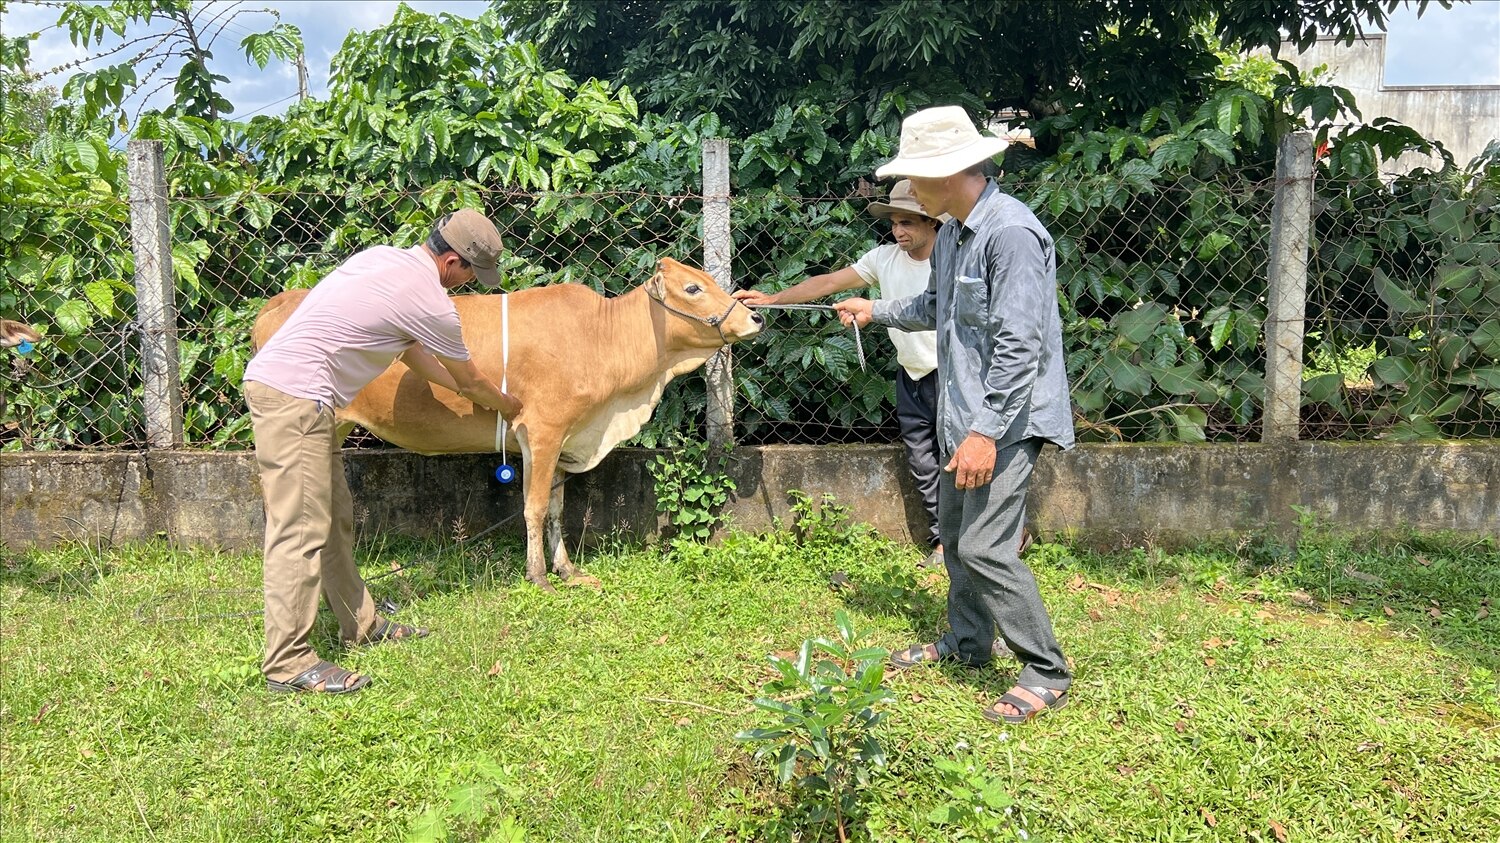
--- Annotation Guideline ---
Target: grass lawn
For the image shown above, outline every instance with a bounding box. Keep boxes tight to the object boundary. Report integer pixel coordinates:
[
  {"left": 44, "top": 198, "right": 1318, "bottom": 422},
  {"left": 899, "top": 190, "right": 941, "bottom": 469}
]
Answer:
[{"left": 2, "top": 510, "right": 1497, "bottom": 842}]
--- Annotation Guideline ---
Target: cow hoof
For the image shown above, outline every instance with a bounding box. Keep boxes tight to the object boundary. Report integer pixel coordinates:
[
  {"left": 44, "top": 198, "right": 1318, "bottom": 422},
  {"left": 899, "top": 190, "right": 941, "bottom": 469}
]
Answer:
[
  {"left": 562, "top": 573, "right": 602, "bottom": 590},
  {"left": 527, "top": 576, "right": 557, "bottom": 593}
]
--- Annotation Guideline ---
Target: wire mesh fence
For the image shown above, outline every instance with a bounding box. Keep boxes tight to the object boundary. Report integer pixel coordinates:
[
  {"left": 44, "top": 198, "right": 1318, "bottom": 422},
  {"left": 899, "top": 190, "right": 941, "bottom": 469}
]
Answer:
[
  {"left": 1306, "top": 173, "right": 1500, "bottom": 440},
  {"left": 2, "top": 194, "right": 143, "bottom": 450},
  {"left": 3, "top": 140, "right": 1498, "bottom": 453}
]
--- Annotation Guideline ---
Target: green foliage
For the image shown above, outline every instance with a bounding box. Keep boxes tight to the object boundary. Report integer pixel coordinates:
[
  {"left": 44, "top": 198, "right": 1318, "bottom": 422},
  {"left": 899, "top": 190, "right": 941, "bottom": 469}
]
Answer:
[
  {"left": 1306, "top": 139, "right": 1500, "bottom": 438},
  {"left": 50, "top": 0, "right": 302, "bottom": 125},
  {"left": 1024, "top": 85, "right": 1279, "bottom": 440},
  {"left": 501, "top": 0, "right": 1412, "bottom": 138},
  {"left": 736, "top": 609, "right": 894, "bottom": 841},
  {"left": 927, "top": 755, "right": 1025, "bottom": 841},
  {"left": 406, "top": 760, "right": 528, "bottom": 843},
  {"left": 647, "top": 434, "right": 737, "bottom": 542},
  {"left": 786, "top": 490, "right": 865, "bottom": 548},
  {"left": 247, "top": 11, "right": 640, "bottom": 191}
]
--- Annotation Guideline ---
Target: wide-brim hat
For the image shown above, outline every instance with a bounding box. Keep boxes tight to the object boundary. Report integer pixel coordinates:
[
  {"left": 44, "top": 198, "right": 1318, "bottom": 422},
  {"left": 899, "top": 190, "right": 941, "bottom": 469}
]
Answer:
[
  {"left": 866, "top": 179, "right": 951, "bottom": 223},
  {"left": 874, "top": 105, "right": 1009, "bottom": 180},
  {"left": 439, "top": 209, "right": 504, "bottom": 286}
]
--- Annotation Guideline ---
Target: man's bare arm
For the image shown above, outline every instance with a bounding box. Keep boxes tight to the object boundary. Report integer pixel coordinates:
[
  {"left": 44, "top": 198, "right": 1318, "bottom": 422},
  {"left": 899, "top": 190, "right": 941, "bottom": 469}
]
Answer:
[
  {"left": 733, "top": 266, "right": 866, "bottom": 306},
  {"left": 401, "top": 347, "right": 461, "bottom": 393},
  {"left": 402, "top": 347, "right": 521, "bottom": 419}
]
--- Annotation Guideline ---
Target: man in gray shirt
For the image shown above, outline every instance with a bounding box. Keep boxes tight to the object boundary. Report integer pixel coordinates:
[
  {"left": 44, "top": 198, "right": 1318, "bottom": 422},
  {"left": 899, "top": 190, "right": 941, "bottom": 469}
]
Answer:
[{"left": 835, "top": 106, "right": 1073, "bottom": 724}]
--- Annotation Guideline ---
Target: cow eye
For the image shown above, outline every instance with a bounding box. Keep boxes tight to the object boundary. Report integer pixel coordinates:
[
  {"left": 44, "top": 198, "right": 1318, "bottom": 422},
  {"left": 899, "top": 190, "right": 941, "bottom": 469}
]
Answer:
[{"left": 684, "top": 284, "right": 702, "bottom": 294}]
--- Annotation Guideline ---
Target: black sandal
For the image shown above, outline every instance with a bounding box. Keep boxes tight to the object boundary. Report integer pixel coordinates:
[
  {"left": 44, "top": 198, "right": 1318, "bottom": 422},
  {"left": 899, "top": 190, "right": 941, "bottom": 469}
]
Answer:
[
  {"left": 358, "top": 618, "right": 429, "bottom": 647},
  {"left": 267, "top": 660, "right": 370, "bottom": 695},
  {"left": 982, "top": 685, "right": 1068, "bottom": 724}
]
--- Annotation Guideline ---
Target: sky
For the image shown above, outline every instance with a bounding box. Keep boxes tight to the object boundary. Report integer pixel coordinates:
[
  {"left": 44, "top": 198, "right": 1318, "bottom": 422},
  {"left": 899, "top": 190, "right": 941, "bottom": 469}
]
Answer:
[{"left": 3, "top": 0, "right": 1498, "bottom": 123}]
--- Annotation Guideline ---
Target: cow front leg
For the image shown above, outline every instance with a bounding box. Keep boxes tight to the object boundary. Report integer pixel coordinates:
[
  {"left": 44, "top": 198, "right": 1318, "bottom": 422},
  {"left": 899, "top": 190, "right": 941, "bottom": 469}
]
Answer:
[
  {"left": 520, "top": 439, "right": 561, "bottom": 592},
  {"left": 544, "top": 474, "right": 600, "bottom": 588}
]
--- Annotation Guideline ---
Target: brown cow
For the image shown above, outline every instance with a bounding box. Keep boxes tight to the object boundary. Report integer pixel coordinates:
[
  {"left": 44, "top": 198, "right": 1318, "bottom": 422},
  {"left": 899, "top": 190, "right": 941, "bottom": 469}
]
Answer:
[{"left": 251, "top": 257, "right": 763, "bottom": 590}]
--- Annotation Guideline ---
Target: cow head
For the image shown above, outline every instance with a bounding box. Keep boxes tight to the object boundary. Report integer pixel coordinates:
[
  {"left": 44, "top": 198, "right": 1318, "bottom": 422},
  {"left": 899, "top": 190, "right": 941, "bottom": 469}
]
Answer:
[{"left": 645, "top": 257, "right": 764, "bottom": 347}]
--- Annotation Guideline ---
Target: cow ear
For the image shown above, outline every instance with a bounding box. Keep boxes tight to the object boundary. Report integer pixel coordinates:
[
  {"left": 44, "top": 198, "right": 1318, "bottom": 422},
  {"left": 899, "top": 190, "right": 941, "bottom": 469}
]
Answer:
[{"left": 646, "top": 271, "right": 665, "bottom": 299}]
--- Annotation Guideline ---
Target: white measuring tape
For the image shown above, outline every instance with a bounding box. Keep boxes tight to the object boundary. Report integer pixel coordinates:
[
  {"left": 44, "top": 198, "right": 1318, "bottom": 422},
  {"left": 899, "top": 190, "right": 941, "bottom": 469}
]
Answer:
[{"left": 494, "top": 293, "right": 511, "bottom": 467}]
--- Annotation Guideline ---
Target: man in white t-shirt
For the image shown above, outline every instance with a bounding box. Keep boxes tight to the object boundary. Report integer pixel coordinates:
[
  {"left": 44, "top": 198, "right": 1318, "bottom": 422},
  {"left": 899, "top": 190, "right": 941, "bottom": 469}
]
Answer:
[
  {"left": 734, "top": 180, "right": 948, "bottom": 566},
  {"left": 242, "top": 209, "right": 520, "bottom": 695}
]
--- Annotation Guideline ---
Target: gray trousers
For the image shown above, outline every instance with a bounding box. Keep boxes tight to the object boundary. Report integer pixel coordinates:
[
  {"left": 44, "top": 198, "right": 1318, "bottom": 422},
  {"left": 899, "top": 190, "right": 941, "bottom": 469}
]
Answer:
[
  {"left": 937, "top": 437, "right": 1071, "bottom": 691},
  {"left": 896, "top": 370, "right": 941, "bottom": 548}
]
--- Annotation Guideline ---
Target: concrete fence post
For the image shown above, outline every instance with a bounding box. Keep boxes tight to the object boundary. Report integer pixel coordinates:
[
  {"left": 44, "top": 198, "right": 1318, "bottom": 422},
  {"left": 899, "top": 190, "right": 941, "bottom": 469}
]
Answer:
[
  {"left": 1262, "top": 131, "right": 1314, "bottom": 444},
  {"left": 128, "top": 140, "right": 183, "bottom": 449},
  {"left": 702, "top": 138, "right": 735, "bottom": 449}
]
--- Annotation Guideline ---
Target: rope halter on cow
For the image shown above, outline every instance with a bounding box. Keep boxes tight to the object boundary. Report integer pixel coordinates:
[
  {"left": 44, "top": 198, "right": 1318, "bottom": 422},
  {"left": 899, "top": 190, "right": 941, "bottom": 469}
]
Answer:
[{"left": 642, "top": 271, "right": 746, "bottom": 347}]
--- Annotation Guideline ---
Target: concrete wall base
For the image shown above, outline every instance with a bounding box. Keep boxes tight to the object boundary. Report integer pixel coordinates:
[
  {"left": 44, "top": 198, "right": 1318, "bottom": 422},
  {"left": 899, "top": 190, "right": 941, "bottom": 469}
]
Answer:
[{"left": 2, "top": 443, "right": 1496, "bottom": 551}]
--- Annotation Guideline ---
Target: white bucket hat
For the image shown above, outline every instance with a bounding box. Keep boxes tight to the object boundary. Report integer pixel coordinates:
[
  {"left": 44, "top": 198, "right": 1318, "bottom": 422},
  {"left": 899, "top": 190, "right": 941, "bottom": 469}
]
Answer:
[
  {"left": 875, "top": 106, "right": 1009, "bottom": 179},
  {"left": 866, "top": 179, "right": 952, "bottom": 223}
]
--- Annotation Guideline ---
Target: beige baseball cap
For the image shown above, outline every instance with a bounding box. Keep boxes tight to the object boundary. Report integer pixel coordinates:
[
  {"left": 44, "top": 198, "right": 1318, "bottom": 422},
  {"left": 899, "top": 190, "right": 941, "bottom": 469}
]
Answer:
[
  {"left": 874, "top": 106, "right": 1009, "bottom": 180},
  {"left": 865, "top": 179, "right": 952, "bottom": 224},
  {"left": 438, "top": 209, "right": 504, "bottom": 286}
]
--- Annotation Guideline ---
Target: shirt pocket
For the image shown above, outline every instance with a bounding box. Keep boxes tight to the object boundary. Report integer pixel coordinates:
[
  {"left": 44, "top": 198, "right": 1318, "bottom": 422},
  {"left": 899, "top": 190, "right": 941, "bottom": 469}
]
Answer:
[{"left": 953, "top": 275, "right": 990, "bottom": 328}]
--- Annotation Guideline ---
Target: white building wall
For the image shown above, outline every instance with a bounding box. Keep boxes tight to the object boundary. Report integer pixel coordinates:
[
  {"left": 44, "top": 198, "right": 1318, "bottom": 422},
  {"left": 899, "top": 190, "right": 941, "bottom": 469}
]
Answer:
[{"left": 1284, "top": 35, "right": 1499, "bottom": 172}]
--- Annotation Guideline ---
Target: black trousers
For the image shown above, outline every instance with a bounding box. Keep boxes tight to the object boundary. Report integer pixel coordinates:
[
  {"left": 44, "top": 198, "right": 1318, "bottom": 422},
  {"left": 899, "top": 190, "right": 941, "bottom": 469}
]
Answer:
[{"left": 896, "top": 369, "right": 941, "bottom": 548}]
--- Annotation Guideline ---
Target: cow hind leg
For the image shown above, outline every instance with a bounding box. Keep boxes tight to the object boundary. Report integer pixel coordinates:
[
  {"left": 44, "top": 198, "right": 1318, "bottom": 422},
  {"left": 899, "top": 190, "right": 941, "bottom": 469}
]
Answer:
[{"left": 544, "top": 475, "right": 600, "bottom": 588}]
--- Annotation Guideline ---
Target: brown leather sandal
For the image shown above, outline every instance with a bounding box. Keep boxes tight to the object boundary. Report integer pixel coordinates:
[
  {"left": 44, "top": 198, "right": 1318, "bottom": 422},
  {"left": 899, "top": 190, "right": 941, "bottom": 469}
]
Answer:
[
  {"left": 982, "top": 685, "right": 1068, "bottom": 724},
  {"left": 267, "top": 660, "right": 370, "bottom": 695}
]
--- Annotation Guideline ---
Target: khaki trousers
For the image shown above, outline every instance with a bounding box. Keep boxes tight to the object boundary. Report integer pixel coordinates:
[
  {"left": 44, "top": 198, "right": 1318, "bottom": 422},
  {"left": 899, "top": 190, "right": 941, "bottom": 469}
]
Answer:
[{"left": 245, "top": 381, "right": 377, "bottom": 680}]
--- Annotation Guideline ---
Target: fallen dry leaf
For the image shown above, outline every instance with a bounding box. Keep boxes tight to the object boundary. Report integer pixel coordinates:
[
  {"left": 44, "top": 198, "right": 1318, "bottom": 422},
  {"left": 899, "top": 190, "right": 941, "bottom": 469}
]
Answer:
[
  {"left": 1203, "top": 657, "right": 1217, "bottom": 667},
  {"left": 486, "top": 661, "right": 503, "bottom": 678},
  {"left": 675, "top": 717, "right": 692, "bottom": 727},
  {"left": 1173, "top": 719, "right": 1188, "bottom": 733},
  {"left": 1200, "top": 807, "right": 1217, "bottom": 828},
  {"left": 1289, "top": 590, "right": 1316, "bottom": 607},
  {"left": 1269, "top": 819, "right": 1289, "bottom": 842},
  {"left": 654, "top": 634, "right": 669, "bottom": 645},
  {"left": 1068, "top": 573, "right": 1086, "bottom": 591},
  {"left": 79, "top": 747, "right": 95, "bottom": 759},
  {"left": 1428, "top": 607, "right": 1442, "bottom": 619},
  {"left": 31, "top": 701, "right": 55, "bottom": 726},
  {"left": 1255, "top": 609, "right": 1276, "bottom": 621},
  {"left": 1416, "top": 555, "right": 1432, "bottom": 567},
  {"left": 910, "top": 692, "right": 925, "bottom": 704},
  {"left": 1477, "top": 606, "right": 1489, "bottom": 621},
  {"left": 1117, "top": 764, "right": 1135, "bottom": 776},
  {"left": 1383, "top": 605, "right": 1396, "bottom": 618},
  {"left": 1087, "top": 608, "right": 1104, "bottom": 621}
]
